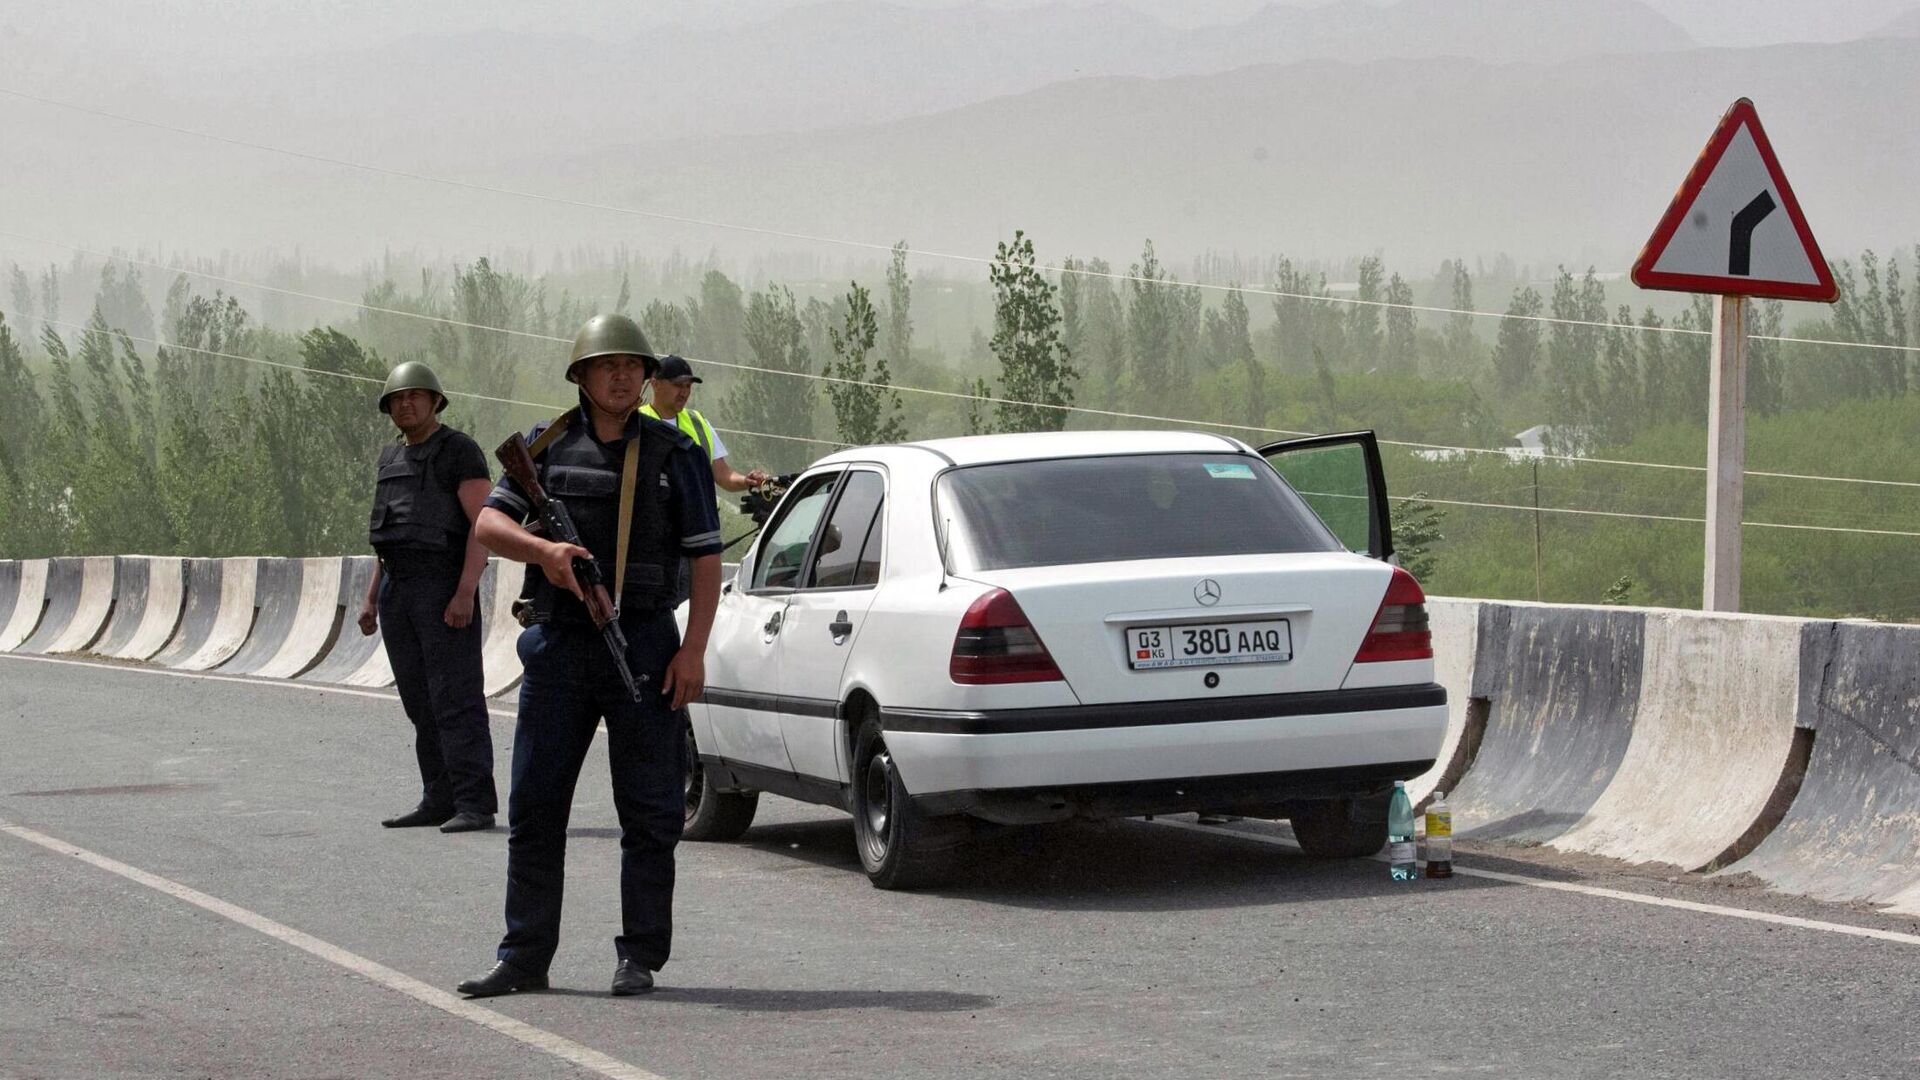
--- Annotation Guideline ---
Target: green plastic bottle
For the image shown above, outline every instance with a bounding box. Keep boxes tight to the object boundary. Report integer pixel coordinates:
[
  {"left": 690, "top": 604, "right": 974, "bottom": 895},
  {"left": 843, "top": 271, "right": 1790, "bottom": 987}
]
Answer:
[{"left": 1388, "top": 781, "right": 1419, "bottom": 881}]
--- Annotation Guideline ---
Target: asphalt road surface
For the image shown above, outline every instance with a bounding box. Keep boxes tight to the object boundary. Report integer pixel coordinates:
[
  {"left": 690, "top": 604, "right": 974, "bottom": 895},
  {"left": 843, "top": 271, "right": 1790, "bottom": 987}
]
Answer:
[{"left": 4, "top": 654, "right": 1918, "bottom": 1080}]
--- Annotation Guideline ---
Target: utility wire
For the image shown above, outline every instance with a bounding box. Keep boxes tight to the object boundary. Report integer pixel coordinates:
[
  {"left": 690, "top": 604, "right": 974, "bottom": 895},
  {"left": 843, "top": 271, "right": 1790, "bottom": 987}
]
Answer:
[
  {"left": 10, "top": 233, "right": 1920, "bottom": 492},
  {"left": 0, "top": 309, "right": 845, "bottom": 448},
  {"left": 9, "top": 86, "right": 1920, "bottom": 357},
  {"left": 13, "top": 307, "right": 1914, "bottom": 537}
]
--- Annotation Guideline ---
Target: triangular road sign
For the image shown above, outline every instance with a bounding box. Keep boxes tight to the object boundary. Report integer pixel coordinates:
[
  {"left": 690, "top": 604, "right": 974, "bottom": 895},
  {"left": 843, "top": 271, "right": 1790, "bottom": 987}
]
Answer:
[{"left": 1631, "top": 98, "right": 1838, "bottom": 303}]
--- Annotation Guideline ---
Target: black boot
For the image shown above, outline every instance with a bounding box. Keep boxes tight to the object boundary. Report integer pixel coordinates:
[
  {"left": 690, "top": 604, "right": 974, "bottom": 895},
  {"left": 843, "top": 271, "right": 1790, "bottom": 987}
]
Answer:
[
  {"left": 381, "top": 805, "right": 454, "bottom": 828},
  {"left": 611, "top": 959, "right": 654, "bottom": 996},
  {"left": 439, "top": 811, "right": 496, "bottom": 833},
  {"left": 456, "top": 961, "right": 548, "bottom": 998}
]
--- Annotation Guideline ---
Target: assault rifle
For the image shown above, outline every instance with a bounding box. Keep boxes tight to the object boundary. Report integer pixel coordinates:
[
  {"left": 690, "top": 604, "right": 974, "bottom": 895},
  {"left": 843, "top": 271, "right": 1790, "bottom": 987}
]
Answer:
[{"left": 496, "top": 432, "right": 646, "bottom": 702}]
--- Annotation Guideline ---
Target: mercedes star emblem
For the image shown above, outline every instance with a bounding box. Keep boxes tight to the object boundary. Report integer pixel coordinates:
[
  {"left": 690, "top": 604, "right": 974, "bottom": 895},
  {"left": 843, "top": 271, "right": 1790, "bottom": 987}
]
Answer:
[{"left": 1195, "top": 579, "right": 1222, "bottom": 606}]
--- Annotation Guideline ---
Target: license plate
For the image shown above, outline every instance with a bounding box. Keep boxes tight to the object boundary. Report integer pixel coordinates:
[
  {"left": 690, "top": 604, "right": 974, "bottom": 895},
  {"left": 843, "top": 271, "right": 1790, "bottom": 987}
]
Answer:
[{"left": 1127, "top": 620, "right": 1293, "bottom": 670}]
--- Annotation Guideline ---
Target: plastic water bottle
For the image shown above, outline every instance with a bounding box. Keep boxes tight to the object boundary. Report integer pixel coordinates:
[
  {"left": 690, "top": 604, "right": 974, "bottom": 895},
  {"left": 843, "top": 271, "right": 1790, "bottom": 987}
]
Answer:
[
  {"left": 1388, "top": 780, "right": 1419, "bottom": 881},
  {"left": 1424, "top": 791, "right": 1453, "bottom": 879}
]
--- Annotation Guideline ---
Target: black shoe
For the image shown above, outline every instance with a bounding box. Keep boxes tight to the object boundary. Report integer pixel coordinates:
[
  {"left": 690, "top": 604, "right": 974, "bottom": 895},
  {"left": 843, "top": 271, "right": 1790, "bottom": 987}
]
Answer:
[
  {"left": 439, "top": 811, "right": 496, "bottom": 833},
  {"left": 456, "top": 961, "right": 547, "bottom": 998},
  {"left": 611, "top": 959, "right": 654, "bottom": 996},
  {"left": 382, "top": 805, "right": 455, "bottom": 828}
]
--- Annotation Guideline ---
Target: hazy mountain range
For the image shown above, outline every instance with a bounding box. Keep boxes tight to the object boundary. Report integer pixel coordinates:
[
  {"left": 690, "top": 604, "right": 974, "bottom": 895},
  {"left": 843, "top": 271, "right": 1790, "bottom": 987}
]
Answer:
[{"left": 4, "top": 0, "right": 1918, "bottom": 272}]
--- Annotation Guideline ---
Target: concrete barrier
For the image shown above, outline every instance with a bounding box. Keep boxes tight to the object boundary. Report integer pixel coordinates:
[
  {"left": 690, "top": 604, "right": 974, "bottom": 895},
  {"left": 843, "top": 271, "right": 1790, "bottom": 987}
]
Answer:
[
  {"left": 153, "top": 558, "right": 242, "bottom": 669},
  {"left": 1407, "top": 598, "right": 1481, "bottom": 806},
  {"left": 1720, "top": 620, "right": 1920, "bottom": 913},
  {"left": 480, "top": 558, "right": 524, "bottom": 698},
  {"left": 0, "top": 559, "right": 50, "bottom": 651},
  {"left": 246, "top": 557, "right": 347, "bottom": 679},
  {"left": 19, "top": 556, "right": 117, "bottom": 655},
  {"left": 299, "top": 556, "right": 388, "bottom": 686},
  {"left": 167, "top": 557, "right": 259, "bottom": 671},
  {"left": 1449, "top": 603, "right": 1646, "bottom": 844},
  {"left": 219, "top": 557, "right": 345, "bottom": 678},
  {"left": 93, "top": 556, "right": 187, "bottom": 661},
  {"left": 1550, "top": 611, "right": 1810, "bottom": 870}
]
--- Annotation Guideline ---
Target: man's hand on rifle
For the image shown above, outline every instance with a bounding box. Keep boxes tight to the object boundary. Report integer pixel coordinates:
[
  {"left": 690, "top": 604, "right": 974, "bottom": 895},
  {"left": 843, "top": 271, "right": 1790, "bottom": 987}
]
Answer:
[{"left": 538, "top": 541, "right": 593, "bottom": 603}]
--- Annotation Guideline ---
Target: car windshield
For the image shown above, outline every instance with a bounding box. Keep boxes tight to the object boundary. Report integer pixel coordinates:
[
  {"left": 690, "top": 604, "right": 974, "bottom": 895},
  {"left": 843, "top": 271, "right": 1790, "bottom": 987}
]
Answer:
[{"left": 937, "top": 452, "right": 1342, "bottom": 572}]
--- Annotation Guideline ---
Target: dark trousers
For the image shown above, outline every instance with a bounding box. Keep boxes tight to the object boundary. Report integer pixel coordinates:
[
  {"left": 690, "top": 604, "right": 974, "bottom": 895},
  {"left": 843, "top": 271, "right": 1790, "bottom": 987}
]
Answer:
[
  {"left": 378, "top": 560, "right": 497, "bottom": 816},
  {"left": 497, "top": 612, "right": 686, "bottom": 974}
]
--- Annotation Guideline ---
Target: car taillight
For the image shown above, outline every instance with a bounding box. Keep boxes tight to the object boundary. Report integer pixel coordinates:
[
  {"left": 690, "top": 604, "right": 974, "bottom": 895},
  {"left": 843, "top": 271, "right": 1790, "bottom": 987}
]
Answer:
[
  {"left": 1354, "top": 566, "right": 1432, "bottom": 663},
  {"left": 950, "top": 588, "right": 1064, "bottom": 684}
]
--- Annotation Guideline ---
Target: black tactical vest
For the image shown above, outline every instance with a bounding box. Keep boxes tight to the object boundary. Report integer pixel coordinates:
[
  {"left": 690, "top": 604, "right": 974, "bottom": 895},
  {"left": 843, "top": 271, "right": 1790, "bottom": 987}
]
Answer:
[
  {"left": 524, "top": 413, "right": 685, "bottom": 621},
  {"left": 368, "top": 427, "right": 470, "bottom": 553}
]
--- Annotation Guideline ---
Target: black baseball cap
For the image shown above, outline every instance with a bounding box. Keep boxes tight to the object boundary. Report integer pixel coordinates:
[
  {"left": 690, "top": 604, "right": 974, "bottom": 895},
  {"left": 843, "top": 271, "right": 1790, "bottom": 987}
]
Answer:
[{"left": 656, "top": 355, "right": 702, "bottom": 383}]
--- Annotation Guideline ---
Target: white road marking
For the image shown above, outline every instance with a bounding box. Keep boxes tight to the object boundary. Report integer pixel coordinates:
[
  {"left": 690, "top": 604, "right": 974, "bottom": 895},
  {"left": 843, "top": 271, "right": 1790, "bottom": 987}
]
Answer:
[
  {"left": 1154, "top": 818, "right": 1920, "bottom": 947},
  {"left": 0, "top": 819, "right": 668, "bottom": 1080},
  {"left": 0, "top": 652, "right": 519, "bottom": 720}
]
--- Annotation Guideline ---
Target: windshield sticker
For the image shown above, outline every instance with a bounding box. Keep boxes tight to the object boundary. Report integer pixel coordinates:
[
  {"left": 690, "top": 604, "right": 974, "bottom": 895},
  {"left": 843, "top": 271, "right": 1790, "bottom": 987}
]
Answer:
[{"left": 1203, "top": 462, "right": 1258, "bottom": 480}]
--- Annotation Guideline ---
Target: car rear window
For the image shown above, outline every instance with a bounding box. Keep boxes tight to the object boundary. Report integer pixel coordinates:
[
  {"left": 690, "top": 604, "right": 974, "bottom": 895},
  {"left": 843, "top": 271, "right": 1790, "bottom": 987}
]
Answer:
[{"left": 937, "top": 453, "right": 1342, "bottom": 571}]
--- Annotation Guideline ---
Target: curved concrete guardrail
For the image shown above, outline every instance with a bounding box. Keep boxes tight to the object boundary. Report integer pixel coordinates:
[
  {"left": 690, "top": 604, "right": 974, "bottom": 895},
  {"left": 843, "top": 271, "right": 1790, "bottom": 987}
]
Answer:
[
  {"left": 11, "top": 552, "right": 1920, "bottom": 917},
  {"left": 1550, "top": 612, "right": 1810, "bottom": 871},
  {"left": 1448, "top": 603, "right": 1646, "bottom": 844},
  {"left": 248, "top": 557, "right": 347, "bottom": 679},
  {"left": 170, "top": 557, "right": 260, "bottom": 671},
  {"left": 19, "top": 556, "right": 118, "bottom": 654},
  {"left": 93, "top": 556, "right": 187, "bottom": 661},
  {"left": 1407, "top": 598, "right": 1479, "bottom": 806},
  {"left": 299, "top": 556, "right": 393, "bottom": 687},
  {"left": 1721, "top": 620, "right": 1920, "bottom": 914},
  {"left": 0, "top": 559, "right": 50, "bottom": 651},
  {"left": 221, "top": 557, "right": 345, "bottom": 678},
  {"left": 154, "top": 558, "right": 246, "bottom": 669},
  {"left": 480, "top": 558, "right": 525, "bottom": 698}
]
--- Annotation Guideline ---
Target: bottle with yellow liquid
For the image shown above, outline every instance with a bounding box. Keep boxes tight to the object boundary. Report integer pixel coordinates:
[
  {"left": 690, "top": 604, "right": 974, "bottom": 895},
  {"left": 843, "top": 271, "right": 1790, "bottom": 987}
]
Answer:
[{"left": 1424, "top": 791, "right": 1453, "bottom": 879}]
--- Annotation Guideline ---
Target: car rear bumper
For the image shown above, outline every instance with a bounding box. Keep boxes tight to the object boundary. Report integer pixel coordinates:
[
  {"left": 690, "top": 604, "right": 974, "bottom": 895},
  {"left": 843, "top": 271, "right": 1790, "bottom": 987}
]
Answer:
[{"left": 881, "top": 683, "right": 1446, "bottom": 823}]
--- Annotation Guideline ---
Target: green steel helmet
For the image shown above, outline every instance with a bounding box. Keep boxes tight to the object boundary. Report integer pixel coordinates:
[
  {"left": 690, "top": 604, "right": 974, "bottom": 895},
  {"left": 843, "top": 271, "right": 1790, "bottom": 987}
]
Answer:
[
  {"left": 378, "top": 360, "right": 447, "bottom": 414},
  {"left": 567, "top": 314, "right": 657, "bottom": 382}
]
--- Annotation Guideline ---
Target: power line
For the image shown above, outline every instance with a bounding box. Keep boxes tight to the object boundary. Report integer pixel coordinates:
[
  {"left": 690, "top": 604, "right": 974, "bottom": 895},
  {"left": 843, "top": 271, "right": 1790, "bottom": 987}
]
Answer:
[
  {"left": 0, "top": 309, "right": 844, "bottom": 448},
  {"left": 10, "top": 233, "right": 1920, "bottom": 493},
  {"left": 9, "top": 86, "right": 1920, "bottom": 358},
  {"left": 7, "top": 305, "right": 1915, "bottom": 539}
]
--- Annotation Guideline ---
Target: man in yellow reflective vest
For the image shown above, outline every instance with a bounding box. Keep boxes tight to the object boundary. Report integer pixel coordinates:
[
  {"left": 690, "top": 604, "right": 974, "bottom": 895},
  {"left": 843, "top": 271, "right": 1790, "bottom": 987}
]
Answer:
[{"left": 640, "top": 355, "right": 770, "bottom": 497}]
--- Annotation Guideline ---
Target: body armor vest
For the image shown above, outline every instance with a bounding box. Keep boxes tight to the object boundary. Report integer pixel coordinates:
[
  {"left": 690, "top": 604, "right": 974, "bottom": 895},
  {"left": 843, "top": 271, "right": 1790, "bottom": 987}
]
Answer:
[
  {"left": 523, "top": 413, "right": 685, "bottom": 622},
  {"left": 368, "top": 427, "right": 470, "bottom": 553}
]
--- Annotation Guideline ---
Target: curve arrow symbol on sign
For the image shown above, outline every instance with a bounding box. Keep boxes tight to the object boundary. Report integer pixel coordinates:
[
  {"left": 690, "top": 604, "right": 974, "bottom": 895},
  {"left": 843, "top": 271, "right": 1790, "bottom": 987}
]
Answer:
[{"left": 1728, "top": 191, "right": 1776, "bottom": 277}]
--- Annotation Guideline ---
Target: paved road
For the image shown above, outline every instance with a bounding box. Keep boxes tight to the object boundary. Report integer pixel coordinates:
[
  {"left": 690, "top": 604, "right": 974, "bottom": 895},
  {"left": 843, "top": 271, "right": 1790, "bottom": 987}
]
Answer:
[{"left": 3, "top": 654, "right": 1918, "bottom": 1080}]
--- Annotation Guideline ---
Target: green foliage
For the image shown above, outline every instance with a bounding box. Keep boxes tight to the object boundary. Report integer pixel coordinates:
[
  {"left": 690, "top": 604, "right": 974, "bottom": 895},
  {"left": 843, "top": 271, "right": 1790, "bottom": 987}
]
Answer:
[
  {"left": 729, "top": 285, "right": 814, "bottom": 472},
  {"left": 988, "top": 230, "right": 1076, "bottom": 434},
  {"left": 824, "top": 283, "right": 905, "bottom": 446},
  {"left": 1395, "top": 492, "right": 1445, "bottom": 583},
  {"left": 1602, "top": 575, "right": 1635, "bottom": 605}
]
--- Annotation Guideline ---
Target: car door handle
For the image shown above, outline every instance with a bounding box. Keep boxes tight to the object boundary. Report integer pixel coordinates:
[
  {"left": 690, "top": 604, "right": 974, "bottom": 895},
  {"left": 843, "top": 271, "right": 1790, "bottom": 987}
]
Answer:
[
  {"left": 828, "top": 610, "right": 853, "bottom": 644},
  {"left": 763, "top": 610, "right": 783, "bottom": 641}
]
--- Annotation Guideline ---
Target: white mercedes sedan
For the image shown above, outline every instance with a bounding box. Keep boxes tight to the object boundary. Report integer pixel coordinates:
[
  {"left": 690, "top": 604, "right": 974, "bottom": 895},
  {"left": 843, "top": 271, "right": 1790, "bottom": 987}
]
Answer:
[{"left": 683, "top": 429, "right": 1446, "bottom": 888}]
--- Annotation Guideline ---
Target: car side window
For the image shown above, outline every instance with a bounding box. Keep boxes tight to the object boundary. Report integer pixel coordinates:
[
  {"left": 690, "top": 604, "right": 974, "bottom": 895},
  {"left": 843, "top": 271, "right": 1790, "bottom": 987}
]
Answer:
[
  {"left": 852, "top": 497, "right": 884, "bottom": 587},
  {"left": 806, "top": 471, "right": 885, "bottom": 590},
  {"left": 751, "top": 471, "right": 841, "bottom": 591}
]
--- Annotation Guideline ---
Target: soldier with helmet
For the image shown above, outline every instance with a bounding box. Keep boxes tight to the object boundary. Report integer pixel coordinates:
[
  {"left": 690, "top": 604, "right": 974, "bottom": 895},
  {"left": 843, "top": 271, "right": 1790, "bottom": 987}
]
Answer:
[
  {"left": 458, "top": 314, "right": 722, "bottom": 999},
  {"left": 362, "top": 360, "right": 500, "bottom": 834}
]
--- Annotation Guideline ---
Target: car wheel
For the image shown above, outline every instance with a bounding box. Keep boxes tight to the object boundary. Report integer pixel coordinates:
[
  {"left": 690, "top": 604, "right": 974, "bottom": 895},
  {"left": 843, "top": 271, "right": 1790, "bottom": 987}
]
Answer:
[
  {"left": 683, "top": 722, "right": 758, "bottom": 842},
  {"left": 851, "top": 716, "right": 969, "bottom": 889},
  {"left": 1289, "top": 793, "right": 1389, "bottom": 859}
]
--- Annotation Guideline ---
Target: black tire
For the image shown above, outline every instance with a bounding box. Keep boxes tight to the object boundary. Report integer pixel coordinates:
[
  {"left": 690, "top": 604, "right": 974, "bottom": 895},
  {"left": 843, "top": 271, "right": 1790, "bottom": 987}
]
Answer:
[
  {"left": 683, "top": 722, "right": 758, "bottom": 842},
  {"left": 1290, "top": 793, "right": 1389, "bottom": 859},
  {"left": 850, "top": 716, "right": 970, "bottom": 889}
]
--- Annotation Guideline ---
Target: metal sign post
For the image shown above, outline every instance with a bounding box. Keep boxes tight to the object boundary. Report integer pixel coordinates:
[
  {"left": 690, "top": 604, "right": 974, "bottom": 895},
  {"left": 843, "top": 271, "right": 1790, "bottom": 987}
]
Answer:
[
  {"left": 1704, "top": 296, "right": 1747, "bottom": 611},
  {"left": 1630, "top": 98, "right": 1838, "bottom": 612}
]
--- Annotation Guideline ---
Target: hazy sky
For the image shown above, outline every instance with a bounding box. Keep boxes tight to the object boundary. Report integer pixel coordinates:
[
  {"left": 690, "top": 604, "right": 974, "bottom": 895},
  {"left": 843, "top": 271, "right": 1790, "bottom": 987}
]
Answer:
[{"left": 4, "top": 0, "right": 1911, "bottom": 58}]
